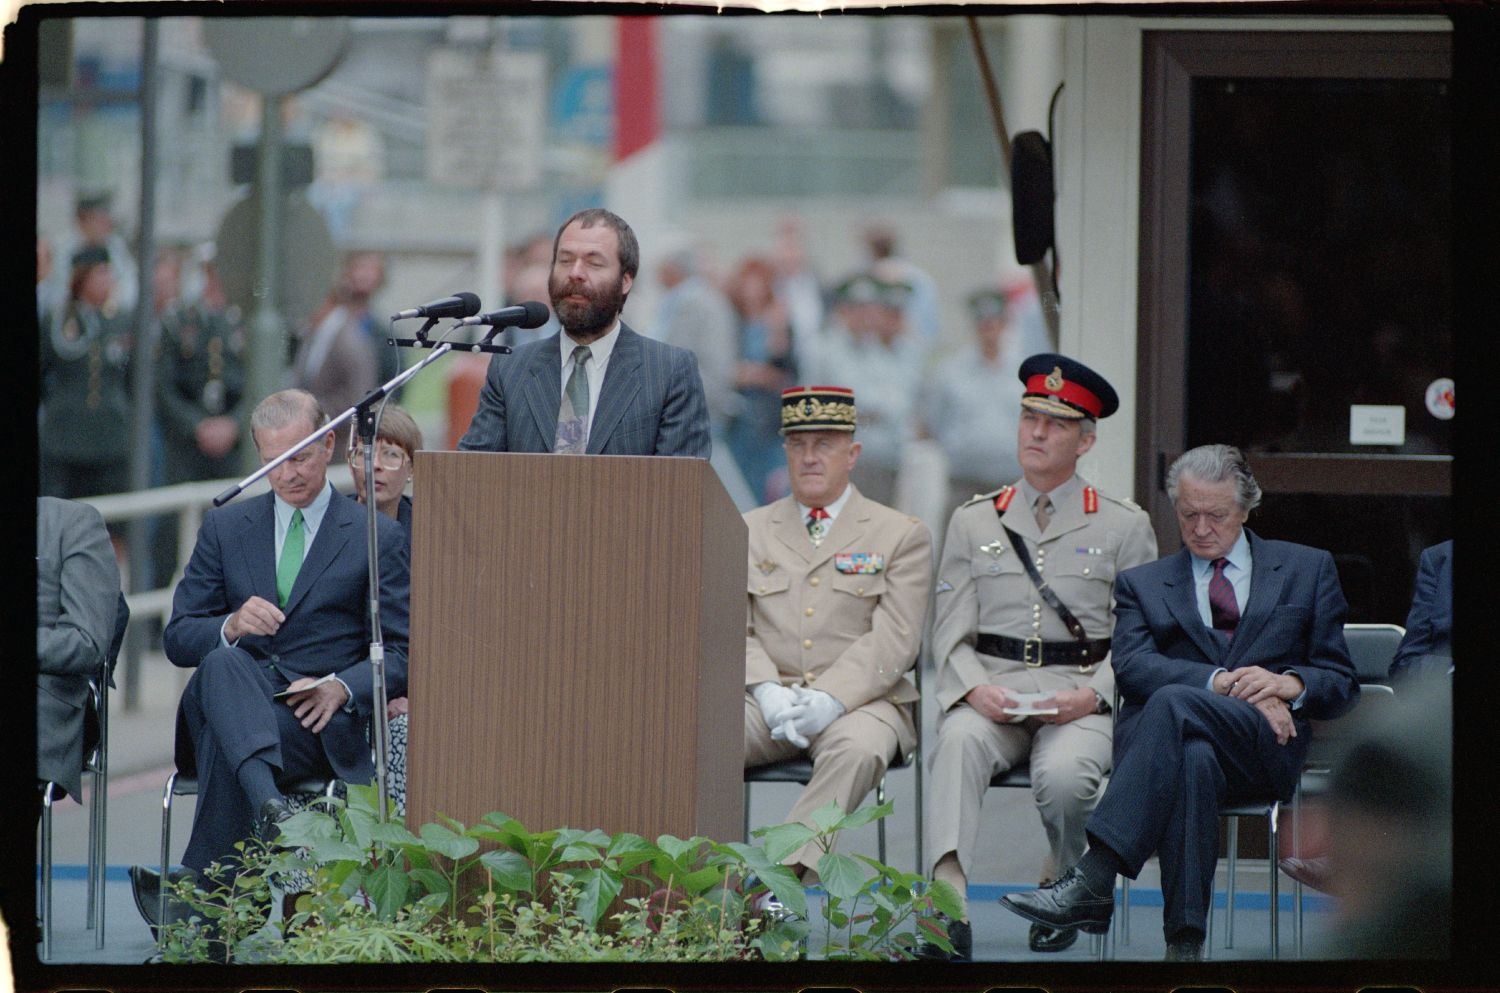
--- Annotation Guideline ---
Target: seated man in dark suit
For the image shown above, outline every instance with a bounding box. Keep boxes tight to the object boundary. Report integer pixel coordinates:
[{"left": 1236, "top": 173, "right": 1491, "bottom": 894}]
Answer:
[
  {"left": 458, "top": 207, "right": 711, "bottom": 458},
  {"left": 131, "top": 389, "right": 409, "bottom": 925},
  {"left": 1002, "top": 444, "right": 1359, "bottom": 961},
  {"left": 1389, "top": 538, "right": 1452, "bottom": 683},
  {"left": 35, "top": 496, "right": 121, "bottom": 825}
]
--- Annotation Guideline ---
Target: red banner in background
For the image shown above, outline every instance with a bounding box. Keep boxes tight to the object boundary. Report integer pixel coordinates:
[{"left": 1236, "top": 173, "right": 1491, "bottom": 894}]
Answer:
[{"left": 613, "top": 16, "right": 659, "bottom": 163}]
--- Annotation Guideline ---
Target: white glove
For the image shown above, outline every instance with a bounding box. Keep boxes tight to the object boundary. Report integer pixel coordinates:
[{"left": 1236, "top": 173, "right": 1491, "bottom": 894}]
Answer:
[
  {"left": 752, "top": 682, "right": 798, "bottom": 727},
  {"left": 783, "top": 686, "right": 846, "bottom": 740},
  {"left": 770, "top": 718, "right": 810, "bottom": 749}
]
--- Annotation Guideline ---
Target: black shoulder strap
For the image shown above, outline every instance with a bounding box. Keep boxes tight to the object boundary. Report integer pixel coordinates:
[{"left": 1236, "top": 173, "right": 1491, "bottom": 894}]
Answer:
[{"left": 1001, "top": 522, "right": 1090, "bottom": 642}]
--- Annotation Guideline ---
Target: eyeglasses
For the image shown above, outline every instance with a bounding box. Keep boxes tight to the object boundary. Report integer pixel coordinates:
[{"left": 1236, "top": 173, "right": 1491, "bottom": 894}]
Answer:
[{"left": 348, "top": 443, "right": 409, "bottom": 471}]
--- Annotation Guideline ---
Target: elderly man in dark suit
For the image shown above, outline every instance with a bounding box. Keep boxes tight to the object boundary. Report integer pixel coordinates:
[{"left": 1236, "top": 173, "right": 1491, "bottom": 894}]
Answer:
[
  {"left": 1002, "top": 444, "right": 1358, "bottom": 961},
  {"left": 131, "top": 389, "right": 409, "bottom": 924},
  {"left": 458, "top": 208, "right": 711, "bottom": 458}
]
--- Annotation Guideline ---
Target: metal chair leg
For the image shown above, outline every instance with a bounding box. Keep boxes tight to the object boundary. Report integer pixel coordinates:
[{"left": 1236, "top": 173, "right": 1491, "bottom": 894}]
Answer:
[
  {"left": 1267, "top": 801, "right": 1280, "bottom": 961},
  {"left": 159, "top": 772, "right": 177, "bottom": 949},
  {"left": 1292, "top": 783, "right": 1303, "bottom": 958},
  {"left": 875, "top": 775, "right": 888, "bottom": 866},
  {"left": 91, "top": 676, "right": 109, "bottom": 948},
  {"left": 1225, "top": 816, "right": 1239, "bottom": 948},
  {"left": 743, "top": 782, "right": 752, "bottom": 842},
  {"left": 1120, "top": 873, "right": 1131, "bottom": 944},
  {"left": 40, "top": 783, "right": 58, "bottom": 961}
]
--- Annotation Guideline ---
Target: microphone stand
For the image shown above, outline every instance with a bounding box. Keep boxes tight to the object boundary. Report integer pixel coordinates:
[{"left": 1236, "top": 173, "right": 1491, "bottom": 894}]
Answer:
[{"left": 214, "top": 317, "right": 512, "bottom": 822}]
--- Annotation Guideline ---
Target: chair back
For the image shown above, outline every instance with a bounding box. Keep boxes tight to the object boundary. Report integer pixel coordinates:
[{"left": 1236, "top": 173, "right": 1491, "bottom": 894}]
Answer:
[{"left": 1342, "top": 622, "right": 1404, "bottom": 685}]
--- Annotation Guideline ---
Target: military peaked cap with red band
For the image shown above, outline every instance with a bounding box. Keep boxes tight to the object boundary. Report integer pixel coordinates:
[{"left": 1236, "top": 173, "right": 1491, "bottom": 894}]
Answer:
[
  {"left": 780, "top": 385, "right": 857, "bottom": 434},
  {"left": 1017, "top": 352, "right": 1120, "bottom": 421}
]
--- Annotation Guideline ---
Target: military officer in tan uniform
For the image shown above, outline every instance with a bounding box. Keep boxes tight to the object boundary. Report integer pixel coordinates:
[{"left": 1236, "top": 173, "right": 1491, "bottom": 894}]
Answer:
[
  {"left": 921, "top": 354, "right": 1157, "bottom": 960},
  {"left": 745, "top": 385, "right": 934, "bottom": 876}
]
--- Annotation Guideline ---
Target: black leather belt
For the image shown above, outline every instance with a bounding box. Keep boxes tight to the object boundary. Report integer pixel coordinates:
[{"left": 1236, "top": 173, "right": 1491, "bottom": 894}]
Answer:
[{"left": 975, "top": 633, "right": 1111, "bottom": 668}]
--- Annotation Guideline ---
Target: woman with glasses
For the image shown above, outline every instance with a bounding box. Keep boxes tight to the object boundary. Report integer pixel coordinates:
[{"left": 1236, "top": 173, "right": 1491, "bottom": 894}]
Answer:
[{"left": 347, "top": 404, "right": 421, "bottom": 543}]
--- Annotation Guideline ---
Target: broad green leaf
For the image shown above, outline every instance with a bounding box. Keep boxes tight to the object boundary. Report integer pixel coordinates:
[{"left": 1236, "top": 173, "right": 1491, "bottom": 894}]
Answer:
[
  {"left": 364, "top": 864, "right": 410, "bottom": 921},
  {"left": 604, "top": 832, "right": 658, "bottom": 870},
  {"left": 754, "top": 822, "right": 816, "bottom": 865},
  {"left": 816, "top": 851, "right": 870, "bottom": 903},
  {"left": 926, "top": 878, "right": 965, "bottom": 920},
  {"left": 755, "top": 863, "right": 808, "bottom": 920},
  {"left": 673, "top": 865, "right": 724, "bottom": 896},
  {"left": 305, "top": 839, "right": 366, "bottom": 864},
  {"left": 406, "top": 868, "right": 449, "bottom": 897},
  {"left": 654, "top": 834, "right": 697, "bottom": 862},
  {"left": 810, "top": 800, "right": 845, "bottom": 832},
  {"left": 835, "top": 800, "right": 893, "bottom": 831},
  {"left": 558, "top": 843, "right": 606, "bottom": 863},
  {"left": 570, "top": 866, "right": 624, "bottom": 930},
  {"left": 478, "top": 849, "right": 533, "bottom": 893},
  {"left": 418, "top": 822, "right": 480, "bottom": 860},
  {"left": 274, "top": 809, "right": 340, "bottom": 848},
  {"left": 366, "top": 820, "right": 420, "bottom": 847}
]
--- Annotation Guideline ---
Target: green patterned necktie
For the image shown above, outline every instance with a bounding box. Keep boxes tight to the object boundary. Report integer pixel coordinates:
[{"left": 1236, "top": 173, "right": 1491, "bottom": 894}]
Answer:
[
  {"left": 555, "top": 344, "right": 592, "bottom": 454},
  {"left": 276, "top": 508, "right": 305, "bottom": 607}
]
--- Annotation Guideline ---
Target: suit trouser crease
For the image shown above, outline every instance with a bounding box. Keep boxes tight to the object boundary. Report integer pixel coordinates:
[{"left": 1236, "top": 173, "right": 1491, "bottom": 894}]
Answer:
[
  {"left": 745, "top": 699, "right": 898, "bottom": 870},
  {"left": 925, "top": 703, "right": 1110, "bottom": 879},
  {"left": 180, "top": 646, "right": 343, "bottom": 871},
  {"left": 1085, "top": 684, "right": 1304, "bottom": 937}
]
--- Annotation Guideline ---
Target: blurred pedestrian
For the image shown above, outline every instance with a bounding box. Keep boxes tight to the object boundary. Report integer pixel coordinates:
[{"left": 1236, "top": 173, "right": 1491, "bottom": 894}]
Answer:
[
  {"left": 919, "top": 288, "right": 1026, "bottom": 522},
  {"left": 293, "top": 251, "right": 387, "bottom": 437},
  {"left": 41, "top": 191, "right": 139, "bottom": 318},
  {"left": 772, "top": 215, "right": 826, "bottom": 345},
  {"left": 40, "top": 245, "right": 133, "bottom": 500},
  {"left": 725, "top": 255, "right": 797, "bottom": 503},
  {"left": 862, "top": 223, "right": 940, "bottom": 342},
  {"left": 153, "top": 244, "right": 248, "bottom": 586},
  {"left": 801, "top": 273, "right": 926, "bottom": 509}
]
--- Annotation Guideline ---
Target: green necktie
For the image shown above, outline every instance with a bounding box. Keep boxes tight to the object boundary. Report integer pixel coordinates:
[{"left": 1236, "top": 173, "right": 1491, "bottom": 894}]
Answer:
[
  {"left": 555, "top": 344, "right": 591, "bottom": 454},
  {"left": 276, "top": 508, "right": 305, "bottom": 608}
]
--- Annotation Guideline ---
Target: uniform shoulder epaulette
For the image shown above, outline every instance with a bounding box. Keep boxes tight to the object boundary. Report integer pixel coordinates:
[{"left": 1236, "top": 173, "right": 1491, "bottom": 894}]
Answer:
[
  {"left": 962, "top": 486, "right": 1007, "bottom": 509},
  {"left": 1093, "top": 488, "right": 1145, "bottom": 512}
]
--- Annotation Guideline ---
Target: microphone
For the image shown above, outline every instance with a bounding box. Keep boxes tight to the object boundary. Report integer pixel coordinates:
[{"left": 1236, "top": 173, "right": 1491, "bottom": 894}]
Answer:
[
  {"left": 390, "top": 292, "right": 482, "bottom": 321},
  {"left": 457, "top": 300, "right": 552, "bottom": 329}
]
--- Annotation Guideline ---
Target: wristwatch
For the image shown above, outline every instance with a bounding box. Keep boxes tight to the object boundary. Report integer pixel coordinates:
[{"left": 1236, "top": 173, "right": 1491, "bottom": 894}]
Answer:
[{"left": 1091, "top": 689, "right": 1112, "bottom": 715}]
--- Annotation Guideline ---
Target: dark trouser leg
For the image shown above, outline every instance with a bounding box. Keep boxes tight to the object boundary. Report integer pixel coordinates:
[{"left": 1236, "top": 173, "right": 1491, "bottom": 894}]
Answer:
[
  {"left": 1157, "top": 736, "right": 1224, "bottom": 939},
  {"left": 1087, "top": 685, "right": 1298, "bottom": 873},
  {"left": 179, "top": 648, "right": 286, "bottom": 872}
]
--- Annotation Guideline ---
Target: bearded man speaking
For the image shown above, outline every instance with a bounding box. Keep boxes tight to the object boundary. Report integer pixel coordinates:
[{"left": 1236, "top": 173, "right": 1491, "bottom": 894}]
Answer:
[{"left": 459, "top": 208, "right": 711, "bottom": 458}]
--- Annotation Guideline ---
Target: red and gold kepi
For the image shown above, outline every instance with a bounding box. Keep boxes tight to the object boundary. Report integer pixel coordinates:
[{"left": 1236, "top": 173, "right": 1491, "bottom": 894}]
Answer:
[
  {"left": 780, "top": 385, "right": 857, "bottom": 435},
  {"left": 1017, "top": 352, "right": 1120, "bottom": 421}
]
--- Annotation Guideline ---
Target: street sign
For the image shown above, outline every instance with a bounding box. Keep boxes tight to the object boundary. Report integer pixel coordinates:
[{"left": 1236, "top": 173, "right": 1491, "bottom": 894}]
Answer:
[{"left": 425, "top": 49, "right": 547, "bottom": 190}]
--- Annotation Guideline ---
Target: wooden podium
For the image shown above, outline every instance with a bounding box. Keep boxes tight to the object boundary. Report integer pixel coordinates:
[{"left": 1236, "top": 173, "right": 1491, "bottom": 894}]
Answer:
[{"left": 405, "top": 453, "right": 746, "bottom": 844}]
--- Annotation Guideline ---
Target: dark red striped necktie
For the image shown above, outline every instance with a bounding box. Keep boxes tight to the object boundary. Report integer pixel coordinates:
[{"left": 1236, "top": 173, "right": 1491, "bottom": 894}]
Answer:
[{"left": 1208, "top": 557, "right": 1240, "bottom": 638}]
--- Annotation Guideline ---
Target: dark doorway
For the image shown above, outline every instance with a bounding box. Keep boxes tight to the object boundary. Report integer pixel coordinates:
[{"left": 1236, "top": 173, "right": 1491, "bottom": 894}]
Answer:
[{"left": 1138, "top": 30, "right": 1452, "bottom": 623}]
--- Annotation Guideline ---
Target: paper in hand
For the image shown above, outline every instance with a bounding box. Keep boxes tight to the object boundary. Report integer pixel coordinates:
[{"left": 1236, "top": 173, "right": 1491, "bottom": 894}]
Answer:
[
  {"left": 1002, "top": 690, "right": 1060, "bottom": 717},
  {"left": 273, "top": 672, "right": 338, "bottom": 700}
]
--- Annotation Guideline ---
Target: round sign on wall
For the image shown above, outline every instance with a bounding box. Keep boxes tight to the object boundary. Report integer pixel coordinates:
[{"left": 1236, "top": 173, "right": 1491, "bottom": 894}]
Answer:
[{"left": 202, "top": 18, "right": 350, "bottom": 96}]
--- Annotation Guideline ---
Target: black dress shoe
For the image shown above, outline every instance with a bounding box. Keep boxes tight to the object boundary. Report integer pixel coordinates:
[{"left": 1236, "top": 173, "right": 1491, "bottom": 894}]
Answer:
[
  {"left": 129, "top": 864, "right": 197, "bottom": 937},
  {"left": 1164, "top": 938, "right": 1204, "bottom": 961},
  {"left": 255, "top": 797, "right": 294, "bottom": 844},
  {"left": 1000, "top": 866, "right": 1114, "bottom": 935},
  {"left": 1029, "top": 920, "right": 1080, "bottom": 952},
  {"left": 915, "top": 914, "right": 972, "bottom": 961}
]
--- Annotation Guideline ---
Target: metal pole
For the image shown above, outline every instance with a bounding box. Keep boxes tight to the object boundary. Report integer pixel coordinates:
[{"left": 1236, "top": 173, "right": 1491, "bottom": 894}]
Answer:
[
  {"left": 966, "top": 16, "right": 1062, "bottom": 345},
  {"left": 242, "top": 95, "right": 287, "bottom": 473},
  {"left": 122, "top": 19, "right": 161, "bottom": 711}
]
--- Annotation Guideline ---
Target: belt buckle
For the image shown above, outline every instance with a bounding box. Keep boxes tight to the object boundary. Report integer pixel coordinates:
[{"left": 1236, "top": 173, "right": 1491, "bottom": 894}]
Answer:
[{"left": 1023, "top": 637, "right": 1044, "bottom": 668}]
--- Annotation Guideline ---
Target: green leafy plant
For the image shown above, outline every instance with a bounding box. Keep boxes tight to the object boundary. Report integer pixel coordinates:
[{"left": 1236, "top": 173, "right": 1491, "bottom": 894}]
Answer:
[{"left": 157, "top": 786, "right": 955, "bottom": 963}]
